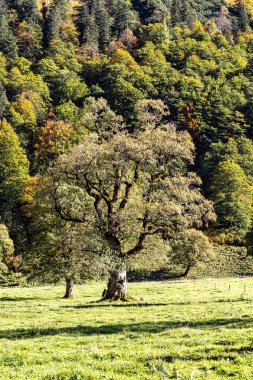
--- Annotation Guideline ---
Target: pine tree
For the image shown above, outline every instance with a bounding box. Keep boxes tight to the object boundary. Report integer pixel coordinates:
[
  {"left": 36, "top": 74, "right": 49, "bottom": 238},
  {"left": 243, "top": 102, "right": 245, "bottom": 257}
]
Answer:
[
  {"left": 6, "top": 0, "right": 40, "bottom": 24},
  {"left": 171, "top": 0, "right": 182, "bottom": 26},
  {"left": 236, "top": 0, "right": 249, "bottom": 32},
  {"left": 45, "top": 0, "right": 67, "bottom": 44},
  {"left": 79, "top": 3, "right": 99, "bottom": 46},
  {"left": 113, "top": 0, "right": 131, "bottom": 36},
  {"left": 0, "top": 1, "right": 18, "bottom": 58},
  {"left": 181, "top": 0, "right": 196, "bottom": 27},
  {"left": 94, "top": 0, "right": 111, "bottom": 50},
  {"left": 0, "top": 82, "right": 8, "bottom": 119}
]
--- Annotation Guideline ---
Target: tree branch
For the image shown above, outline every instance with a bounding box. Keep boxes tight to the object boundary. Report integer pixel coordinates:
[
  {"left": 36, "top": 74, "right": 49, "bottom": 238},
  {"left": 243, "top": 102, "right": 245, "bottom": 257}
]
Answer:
[
  {"left": 51, "top": 188, "right": 86, "bottom": 223},
  {"left": 119, "top": 162, "right": 141, "bottom": 209}
]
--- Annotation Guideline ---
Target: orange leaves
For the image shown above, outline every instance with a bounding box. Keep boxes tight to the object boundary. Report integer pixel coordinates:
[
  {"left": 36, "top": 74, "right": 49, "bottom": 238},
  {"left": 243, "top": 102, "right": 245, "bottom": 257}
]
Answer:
[
  {"left": 22, "top": 176, "right": 39, "bottom": 205},
  {"left": 180, "top": 103, "right": 200, "bottom": 135},
  {"left": 34, "top": 118, "right": 74, "bottom": 170}
]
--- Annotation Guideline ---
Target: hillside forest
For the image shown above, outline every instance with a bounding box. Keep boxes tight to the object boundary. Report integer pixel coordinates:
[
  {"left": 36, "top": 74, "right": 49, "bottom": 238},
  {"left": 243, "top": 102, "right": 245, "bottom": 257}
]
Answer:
[{"left": 2, "top": 0, "right": 253, "bottom": 299}]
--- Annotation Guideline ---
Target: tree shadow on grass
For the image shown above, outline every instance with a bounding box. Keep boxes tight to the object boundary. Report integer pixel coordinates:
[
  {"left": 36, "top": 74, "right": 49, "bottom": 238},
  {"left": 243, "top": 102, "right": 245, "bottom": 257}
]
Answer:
[
  {"left": 63, "top": 297, "right": 250, "bottom": 310},
  {"left": 63, "top": 303, "right": 170, "bottom": 309},
  {"left": 1, "top": 316, "right": 253, "bottom": 340},
  {"left": 159, "top": 345, "right": 253, "bottom": 364},
  {"left": 0, "top": 297, "right": 45, "bottom": 302}
]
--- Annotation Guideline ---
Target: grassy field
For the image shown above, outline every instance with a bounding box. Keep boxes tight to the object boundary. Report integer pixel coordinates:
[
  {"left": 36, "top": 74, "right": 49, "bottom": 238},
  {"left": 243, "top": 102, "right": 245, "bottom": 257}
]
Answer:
[{"left": 1, "top": 279, "right": 253, "bottom": 379}]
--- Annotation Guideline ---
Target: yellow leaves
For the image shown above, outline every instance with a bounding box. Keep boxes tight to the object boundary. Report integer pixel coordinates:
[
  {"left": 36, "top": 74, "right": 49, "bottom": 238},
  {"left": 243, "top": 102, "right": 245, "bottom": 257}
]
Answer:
[
  {"left": 0, "top": 120, "right": 29, "bottom": 185},
  {"left": 60, "top": 22, "right": 79, "bottom": 46},
  {"left": 179, "top": 74, "right": 204, "bottom": 98},
  {"left": 192, "top": 20, "right": 204, "bottom": 33},
  {"left": 181, "top": 103, "right": 200, "bottom": 133},
  {"left": 35, "top": 120, "right": 73, "bottom": 149},
  {"left": 191, "top": 20, "right": 209, "bottom": 41},
  {"left": 22, "top": 176, "right": 51, "bottom": 219},
  {"left": 10, "top": 95, "right": 37, "bottom": 129},
  {"left": 236, "top": 55, "right": 248, "bottom": 69},
  {"left": 225, "top": 0, "right": 253, "bottom": 15},
  {"left": 11, "top": 57, "right": 32, "bottom": 74},
  {"left": 0, "top": 224, "right": 14, "bottom": 263},
  {"left": 22, "top": 176, "right": 39, "bottom": 205},
  {"left": 34, "top": 119, "right": 74, "bottom": 169},
  {"left": 8, "top": 63, "right": 50, "bottom": 100},
  {"left": 15, "top": 20, "right": 30, "bottom": 32},
  {"left": 0, "top": 53, "right": 7, "bottom": 80},
  {"left": 141, "top": 22, "right": 170, "bottom": 44},
  {"left": 110, "top": 48, "right": 139, "bottom": 71},
  {"left": 37, "top": 0, "right": 50, "bottom": 10},
  {"left": 186, "top": 54, "right": 218, "bottom": 74},
  {"left": 178, "top": 52, "right": 185, "bottom": 61}
]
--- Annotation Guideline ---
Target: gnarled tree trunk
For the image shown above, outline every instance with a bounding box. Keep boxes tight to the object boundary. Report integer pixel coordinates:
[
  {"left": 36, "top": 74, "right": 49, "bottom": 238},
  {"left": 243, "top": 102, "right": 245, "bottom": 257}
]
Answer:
[
  {"left": 63, "top": 278, "right": 74, "bottom": 298},
  {"left": 182, "top": 263, "right": 191, "bottom": 278},
  {"left": 102, "top": 270, "right": 127, "bottom": 301}
]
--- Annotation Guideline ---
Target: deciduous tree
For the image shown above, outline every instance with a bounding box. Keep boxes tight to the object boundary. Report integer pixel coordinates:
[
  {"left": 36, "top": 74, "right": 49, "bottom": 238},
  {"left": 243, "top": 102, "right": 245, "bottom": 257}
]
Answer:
[
  {"left": 170, "top": 229, "right": 213, "bottom": 277},
  {"left": 46, "top": 100, "right": 215, "bottom": 300}
]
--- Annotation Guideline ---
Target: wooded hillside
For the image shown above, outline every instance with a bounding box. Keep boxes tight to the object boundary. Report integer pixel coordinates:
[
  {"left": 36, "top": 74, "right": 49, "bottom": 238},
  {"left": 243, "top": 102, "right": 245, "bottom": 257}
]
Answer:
[{"left": 1, "top": 0, "right": 253, "bottom": 288}]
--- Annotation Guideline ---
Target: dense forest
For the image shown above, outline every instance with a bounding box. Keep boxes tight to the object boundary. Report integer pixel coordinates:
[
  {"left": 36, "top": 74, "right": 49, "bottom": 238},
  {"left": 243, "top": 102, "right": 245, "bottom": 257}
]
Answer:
[{"left": 1, "top": 0, "right": 253, "bottom": 298}]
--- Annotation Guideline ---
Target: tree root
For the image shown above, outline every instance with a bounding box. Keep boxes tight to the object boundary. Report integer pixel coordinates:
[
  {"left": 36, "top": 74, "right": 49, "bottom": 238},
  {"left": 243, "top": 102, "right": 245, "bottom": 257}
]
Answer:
[{"left": 91, "top": 293, "right": 139, "bottom": 303}]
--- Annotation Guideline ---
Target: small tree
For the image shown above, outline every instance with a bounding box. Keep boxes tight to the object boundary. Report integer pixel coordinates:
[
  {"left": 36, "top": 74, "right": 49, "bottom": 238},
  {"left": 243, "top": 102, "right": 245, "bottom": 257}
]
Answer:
[
  {"left": 23, "top": 179, "right": 104, "bottom": 298},
  {"left": 29, "top": 221, "right": 104, "bottom": 298},
  {"left": 0, "top": 224, "right": 15, "bottom": 286},
  {"left": 46, "top": 100, "right": 215, "bottom": 301},
  {"left": 170, "top": 229, "right": 214, "bottom": 277}
]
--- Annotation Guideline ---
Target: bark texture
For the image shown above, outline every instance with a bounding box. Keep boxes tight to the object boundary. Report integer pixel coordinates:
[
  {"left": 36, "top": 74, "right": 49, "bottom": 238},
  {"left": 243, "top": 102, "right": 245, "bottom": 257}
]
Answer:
[
  {"left": 182, "top": 263, "right": 191, "bottom": 277},
  {"left": 63, "top": 278, "right": 74, "bottom": 298},
  {"left": 102, "top": 270, "right": 127, "bottom": 301}
]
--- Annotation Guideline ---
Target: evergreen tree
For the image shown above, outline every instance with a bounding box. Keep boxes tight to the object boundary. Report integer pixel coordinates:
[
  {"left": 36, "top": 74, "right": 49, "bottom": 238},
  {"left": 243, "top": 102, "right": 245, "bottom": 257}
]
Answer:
[
  {"left": 45, "top": 0, "right": 67, "bottom": 44},
  {"left": 94, "top": 0, "right": 111, "bottom": 50},
  {"left": 6, "top": 0, "right": 40, "bottom": 24},
  {"left": 79, "top": 3, "right": 99, "bottom": 46},
  {"left": 0, "top": 1, "right": 18, "bottom": 58},
  {"left": 171, "top": 0, "right": 182, "bottom": 26},
  {"left": 236, "top": 0, "right": 249, "bottom": 32},
  {"left": 131, "top": 0, "right": 169, "bottom": 24},
  {"left": 0, "top": 81, "right": 8, "bottom": 119},
  {"left": 113, "top": 0, "right": 131, "bottom": 36},
  {"left": 182, "top": 0, "right": 196, "bottom": 27}
]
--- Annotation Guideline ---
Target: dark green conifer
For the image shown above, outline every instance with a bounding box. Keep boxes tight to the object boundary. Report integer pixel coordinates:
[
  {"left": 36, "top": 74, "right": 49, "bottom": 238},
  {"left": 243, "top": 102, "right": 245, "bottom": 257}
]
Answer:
[
  {"left": 45, "top": 0, "right": 67, "bottom": 44},
  {"left": 6, "top": 0, "right": 40, "bottom": 24},
  {"left": 236, "top": 0, "right": 249, "bottom": 32},
  {"left": 171, "top": 0, "right": 182, "bottom": 26},
  {"left": 94, "top": 0, "right": 111, "bottom": 50},
  {"left": 0, "top": 0, "right": 18, "bottom": 58},
  {"left": 79, "top": 3, "right": 99, "bottom": 46}
]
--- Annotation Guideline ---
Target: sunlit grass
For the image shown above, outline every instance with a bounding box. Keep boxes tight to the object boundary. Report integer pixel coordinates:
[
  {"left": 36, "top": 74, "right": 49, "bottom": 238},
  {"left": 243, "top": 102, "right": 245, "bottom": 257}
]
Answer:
[{"left": 1, "top": 278, "right": 253, "bottom": 379}]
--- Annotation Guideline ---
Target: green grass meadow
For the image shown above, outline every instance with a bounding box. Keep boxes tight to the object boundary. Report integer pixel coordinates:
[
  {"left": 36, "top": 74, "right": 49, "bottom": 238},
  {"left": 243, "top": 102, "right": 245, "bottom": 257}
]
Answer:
[{"left": 1, "top": 279, "right": 253, "bottom": 379}]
